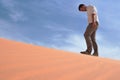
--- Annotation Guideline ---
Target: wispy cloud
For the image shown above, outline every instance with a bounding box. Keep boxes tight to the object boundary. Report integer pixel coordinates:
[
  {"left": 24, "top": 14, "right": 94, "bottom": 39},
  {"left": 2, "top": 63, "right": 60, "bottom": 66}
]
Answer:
[
  {"left": 46, "top": 32, "right": 120, "bottom": 60},
  {"left": 9, "top": 10, "right": 27, "bottom": 22},
  {"left": 1, "top": 0, "right": 27, "bottom": 22},
  {"left": 44, "top": 23, "right": 74, "bottom": 32},
  {"left": 0, "top": 19, "right": 30, "bottom": 43},
  {"left": 49, "top": 33, "right": 85, "bottom": 53}
]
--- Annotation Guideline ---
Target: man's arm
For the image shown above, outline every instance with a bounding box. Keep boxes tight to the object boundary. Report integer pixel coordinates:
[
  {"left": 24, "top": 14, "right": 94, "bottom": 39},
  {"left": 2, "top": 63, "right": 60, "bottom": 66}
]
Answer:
[
  {"left": 92, "top": 14, "right": 95, "bottom": 23},
  {"left": 92, "top": 13, "right": 97, "bottom": 27},
  {"left": 91, "top": 6, "right": 97, "bottom": 27}
]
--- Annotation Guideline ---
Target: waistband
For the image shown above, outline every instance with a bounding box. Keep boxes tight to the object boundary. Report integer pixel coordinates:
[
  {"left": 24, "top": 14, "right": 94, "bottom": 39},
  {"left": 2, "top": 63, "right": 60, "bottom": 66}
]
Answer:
[{"left": 89, "top": 21, "right": 99, "bottom": 24}]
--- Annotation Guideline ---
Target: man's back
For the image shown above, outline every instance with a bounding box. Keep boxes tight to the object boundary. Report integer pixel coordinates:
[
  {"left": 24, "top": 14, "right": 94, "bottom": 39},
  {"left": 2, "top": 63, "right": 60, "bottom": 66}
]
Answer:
[{"left": 86, "top": 5, "right": 99, "bottom": 23}]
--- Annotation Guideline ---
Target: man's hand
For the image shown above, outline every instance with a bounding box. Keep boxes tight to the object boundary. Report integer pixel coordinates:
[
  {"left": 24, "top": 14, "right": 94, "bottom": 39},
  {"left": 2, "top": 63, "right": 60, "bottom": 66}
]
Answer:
[{"left": 92, "top": 22, "right": 97, "bottom": 27}]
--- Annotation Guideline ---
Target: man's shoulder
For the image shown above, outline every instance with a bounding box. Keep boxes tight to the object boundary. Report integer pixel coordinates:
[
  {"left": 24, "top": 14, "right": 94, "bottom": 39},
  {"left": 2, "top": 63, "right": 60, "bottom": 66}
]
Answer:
[{"left": 87, "top": 5, "right": 95, "bottom": 8}]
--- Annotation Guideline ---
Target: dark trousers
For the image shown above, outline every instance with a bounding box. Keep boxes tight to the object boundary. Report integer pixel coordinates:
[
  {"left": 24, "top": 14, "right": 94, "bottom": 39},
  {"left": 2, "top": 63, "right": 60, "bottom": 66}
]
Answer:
[{"left": 84, "top": 22, "right": 99, "bottom": 54}]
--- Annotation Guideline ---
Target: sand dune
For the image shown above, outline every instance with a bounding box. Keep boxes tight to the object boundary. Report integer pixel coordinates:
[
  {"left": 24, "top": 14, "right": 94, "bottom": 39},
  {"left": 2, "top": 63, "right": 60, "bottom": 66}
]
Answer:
[{"left": 0, "top": 38, "right": 120, "bottom": 80}]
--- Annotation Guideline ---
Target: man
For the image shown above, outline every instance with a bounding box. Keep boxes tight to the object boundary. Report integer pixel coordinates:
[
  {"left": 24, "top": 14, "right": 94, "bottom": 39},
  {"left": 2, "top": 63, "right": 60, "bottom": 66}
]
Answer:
[{"left": 78, "top": 4, "right": 99, "bottom": 56}]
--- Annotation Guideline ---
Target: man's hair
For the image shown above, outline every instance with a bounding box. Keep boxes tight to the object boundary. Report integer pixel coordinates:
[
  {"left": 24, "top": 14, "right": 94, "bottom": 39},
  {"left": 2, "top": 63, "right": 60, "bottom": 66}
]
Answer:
[{"left": 78, "top": 4, "right": 85, "bottom": 10}]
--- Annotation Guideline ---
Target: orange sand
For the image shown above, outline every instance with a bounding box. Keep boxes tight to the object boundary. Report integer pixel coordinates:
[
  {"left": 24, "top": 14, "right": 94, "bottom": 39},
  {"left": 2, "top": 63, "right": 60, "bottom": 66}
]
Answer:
[{"left": 0, "top": 38, "right": 120, "bottom": 80}]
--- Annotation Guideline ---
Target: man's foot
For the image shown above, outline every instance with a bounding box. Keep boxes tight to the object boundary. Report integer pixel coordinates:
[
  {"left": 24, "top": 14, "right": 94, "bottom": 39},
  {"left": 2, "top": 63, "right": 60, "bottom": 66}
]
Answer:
[
  {"left": 92, "top": 53, "right": 98, "bottom": 56},
  {"left": 80, "top": 51, "right": 91, "bottom": 55}
]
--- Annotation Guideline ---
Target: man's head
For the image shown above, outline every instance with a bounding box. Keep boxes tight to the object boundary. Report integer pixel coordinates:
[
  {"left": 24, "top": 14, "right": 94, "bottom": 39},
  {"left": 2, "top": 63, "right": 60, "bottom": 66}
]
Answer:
[{"left": 78, "top": 4, "right": 87, "bottom": 12}]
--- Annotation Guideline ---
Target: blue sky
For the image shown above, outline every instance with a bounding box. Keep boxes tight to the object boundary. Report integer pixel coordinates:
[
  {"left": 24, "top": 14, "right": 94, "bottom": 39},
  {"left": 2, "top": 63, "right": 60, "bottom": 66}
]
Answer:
[{"left": 0, "top": 0, "right": 120, "bottom": 60}]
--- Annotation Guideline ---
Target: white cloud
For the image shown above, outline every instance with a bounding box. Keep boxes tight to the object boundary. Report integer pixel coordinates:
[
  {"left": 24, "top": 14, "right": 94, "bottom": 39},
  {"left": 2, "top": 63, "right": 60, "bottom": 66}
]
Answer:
[
  {"left": 0, "top": 19, "right": 30, "bottom": 43},
  {"left": 9, "top": 10, "right": 27, "bottom": 22},
  {"left": 50, "top": 33, "right": 86, "bottom": 53},
  {"left": 1, "top": 0, "right": 27, "bottom": 22},
  {"left": 48, "top": 33, "right": 120, "bottom": 60},
  {"left": 44, "top": 23, "right": 74, "bottom": 32},
  {"left": 99, "top": 45, "right": 120, "bottom": 60}
]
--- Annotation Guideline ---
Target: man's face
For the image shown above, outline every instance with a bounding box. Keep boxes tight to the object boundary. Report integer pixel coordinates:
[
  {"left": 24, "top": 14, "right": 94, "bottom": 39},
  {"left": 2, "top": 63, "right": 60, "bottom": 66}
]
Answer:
[{"left": 79, "top": 6, "right": 86, "bottom": 12}]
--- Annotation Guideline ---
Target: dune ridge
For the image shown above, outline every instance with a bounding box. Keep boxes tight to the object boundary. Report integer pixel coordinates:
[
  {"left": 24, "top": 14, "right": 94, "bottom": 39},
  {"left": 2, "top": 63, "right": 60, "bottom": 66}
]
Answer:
[{"left": 0, "top": 38, "right": 120, "bottom": 80}]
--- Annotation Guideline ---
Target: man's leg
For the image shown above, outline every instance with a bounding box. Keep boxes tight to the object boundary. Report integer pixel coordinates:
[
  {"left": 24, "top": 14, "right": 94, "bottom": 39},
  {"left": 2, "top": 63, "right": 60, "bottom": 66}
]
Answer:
[
  {"left": 91, "top": 24, "right": 98, "bottom": 56},
  {"left": 91, "top": 31, "right": 98, "bottom": 56},
  {"left": 82, "top": 24, "right": 93, "bottom": 54}
]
